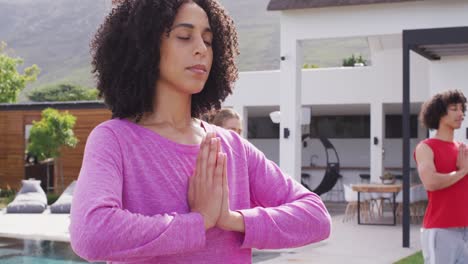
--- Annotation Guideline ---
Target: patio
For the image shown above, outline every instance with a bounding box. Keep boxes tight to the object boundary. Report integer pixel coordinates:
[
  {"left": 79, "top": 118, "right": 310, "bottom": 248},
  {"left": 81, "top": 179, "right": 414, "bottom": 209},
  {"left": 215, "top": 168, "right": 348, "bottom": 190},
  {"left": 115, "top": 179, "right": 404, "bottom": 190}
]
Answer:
[
  {"left": 0, "top": 208, "right": 69, "bottom": 242},
  {"left": 0, "top": 202, "right": 422, "bottom": 263},
  {"left": 256, "top": 208, "right": 422, "bottom": 264}
]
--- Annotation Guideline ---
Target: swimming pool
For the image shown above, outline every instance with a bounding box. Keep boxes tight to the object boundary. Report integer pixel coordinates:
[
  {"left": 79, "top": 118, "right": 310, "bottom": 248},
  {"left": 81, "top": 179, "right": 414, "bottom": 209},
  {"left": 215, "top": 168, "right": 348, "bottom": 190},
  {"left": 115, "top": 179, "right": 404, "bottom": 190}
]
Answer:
[
  {"left": 0, "top": 237, "right": 281, "bottom": 263},
  {"left": 0, "top": 237, "right": 103, "bottom": 264}
]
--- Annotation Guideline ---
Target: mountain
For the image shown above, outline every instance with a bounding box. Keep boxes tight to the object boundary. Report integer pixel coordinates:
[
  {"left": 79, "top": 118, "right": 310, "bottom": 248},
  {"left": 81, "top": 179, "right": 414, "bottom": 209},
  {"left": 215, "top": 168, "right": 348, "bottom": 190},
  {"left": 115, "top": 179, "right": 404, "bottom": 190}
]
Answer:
[{"left": 0, "top": 0, "right": 369, "bottom": 102}]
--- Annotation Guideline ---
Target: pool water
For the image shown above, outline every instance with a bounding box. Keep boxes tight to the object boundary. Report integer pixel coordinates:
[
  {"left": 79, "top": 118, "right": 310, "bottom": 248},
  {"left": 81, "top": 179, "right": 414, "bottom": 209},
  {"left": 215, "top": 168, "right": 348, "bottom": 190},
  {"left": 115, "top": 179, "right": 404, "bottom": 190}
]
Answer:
[
  {"left": 0, "top": 237, "right": 281, "bottom": 263},
  {"left": 0, "top": 237, "right": 104, "bottom": 264}
]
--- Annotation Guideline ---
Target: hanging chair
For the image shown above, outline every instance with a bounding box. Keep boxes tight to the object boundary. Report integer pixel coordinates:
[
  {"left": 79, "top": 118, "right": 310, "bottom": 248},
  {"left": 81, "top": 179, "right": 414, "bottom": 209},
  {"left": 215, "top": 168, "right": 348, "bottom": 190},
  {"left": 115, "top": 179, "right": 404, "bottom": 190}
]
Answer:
[{"left": 301, "top": 135, "right": 343, "bottom": 195}]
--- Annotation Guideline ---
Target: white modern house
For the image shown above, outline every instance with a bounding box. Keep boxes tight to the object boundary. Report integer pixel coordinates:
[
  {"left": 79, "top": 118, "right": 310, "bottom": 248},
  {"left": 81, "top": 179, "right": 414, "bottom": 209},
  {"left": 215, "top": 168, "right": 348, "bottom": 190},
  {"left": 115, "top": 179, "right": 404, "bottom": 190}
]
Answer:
[{"left": 222, "top": 0, "right": 468, "bottom": 193}]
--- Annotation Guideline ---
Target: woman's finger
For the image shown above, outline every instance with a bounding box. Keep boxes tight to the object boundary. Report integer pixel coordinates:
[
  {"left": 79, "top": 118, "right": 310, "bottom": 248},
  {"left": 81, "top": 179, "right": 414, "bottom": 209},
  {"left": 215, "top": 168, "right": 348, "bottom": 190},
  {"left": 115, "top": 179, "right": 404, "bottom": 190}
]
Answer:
[
  {"left": 199, "top": 133, "right": 212, "bottom": 185},
  {"left": 213, "top": 152, "right": 224, "bottom": 188},
  {"left": 194, "top": 133, "right": 207, "bottom": 191},
  {"left": 216, "top": 136, "right": 221, "bottom": 166},
  {"left": 195, "top": 134, "right": 206, "bottom": 177},
  {"left": 188, "top": 174, "right": 194, "bottom": 203},
  {"left": 206, "top": 137, "right": 218, "bottom": 187},
  {"left": 222, "top": 153, "right": 229, "bottom": 196}
]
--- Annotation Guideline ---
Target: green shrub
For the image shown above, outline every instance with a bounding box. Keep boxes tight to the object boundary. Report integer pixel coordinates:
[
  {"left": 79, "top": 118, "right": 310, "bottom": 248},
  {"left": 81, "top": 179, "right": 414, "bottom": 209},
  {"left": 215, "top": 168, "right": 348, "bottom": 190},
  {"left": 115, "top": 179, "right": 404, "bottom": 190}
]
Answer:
[
  {"left": 6, "top": 194, "right": 15, "bottom": 204},
  {"left": 0, "top": 188, "right": 16, "bottom": 198},
  {"left": 303, "top": 63, "right": 319, "bottom": 69},
  {"left": 47, "top": 193, "right": 61, "bottom": 205},
  {"left": 342, "top": 54, "right": 367, "bottom": 67},
  {"left": 28, "top": 83, "right": 99, "bottom": 102},
  {"left": 0, "top": 190, "right": 17, "bottom": 204}
]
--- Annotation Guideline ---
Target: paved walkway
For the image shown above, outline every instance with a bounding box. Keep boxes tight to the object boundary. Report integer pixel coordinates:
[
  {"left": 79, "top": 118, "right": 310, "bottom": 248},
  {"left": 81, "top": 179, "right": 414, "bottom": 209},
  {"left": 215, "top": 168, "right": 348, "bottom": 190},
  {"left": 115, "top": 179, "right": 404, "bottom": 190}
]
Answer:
[
  {"left": 0, "top": 209, "right": 70, "bottom": 242},
  {"left": 0, "top": 207, "right": 421, "bottom": 263},
  {"left": 255, "top": 214, "right": 422, "bottom": 264}
]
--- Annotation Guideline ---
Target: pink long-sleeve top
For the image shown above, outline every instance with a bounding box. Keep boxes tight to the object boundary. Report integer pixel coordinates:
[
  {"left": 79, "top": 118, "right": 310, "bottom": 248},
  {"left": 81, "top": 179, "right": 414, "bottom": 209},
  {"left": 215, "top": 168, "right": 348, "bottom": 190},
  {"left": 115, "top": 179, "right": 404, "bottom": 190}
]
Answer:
[{"left": 69, "top": 118, "right": 331, "bottom": 263}]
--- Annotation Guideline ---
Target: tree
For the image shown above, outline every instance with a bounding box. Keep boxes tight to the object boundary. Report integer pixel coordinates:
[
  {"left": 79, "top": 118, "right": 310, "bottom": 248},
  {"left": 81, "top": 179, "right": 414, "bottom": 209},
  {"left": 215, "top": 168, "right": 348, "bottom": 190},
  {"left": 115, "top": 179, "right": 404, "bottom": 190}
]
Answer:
[
  {"left": 27, "top": 108, "right": 78, "bottom": 161},
  {"left": 27, "top": 83, "right": 99, "bottom": 102},
  {"left": 0, "top": 41, "right": 40, "bottom": 103},
  {"left": 27, "top": 108, "right": 79, "bottom": 192}
]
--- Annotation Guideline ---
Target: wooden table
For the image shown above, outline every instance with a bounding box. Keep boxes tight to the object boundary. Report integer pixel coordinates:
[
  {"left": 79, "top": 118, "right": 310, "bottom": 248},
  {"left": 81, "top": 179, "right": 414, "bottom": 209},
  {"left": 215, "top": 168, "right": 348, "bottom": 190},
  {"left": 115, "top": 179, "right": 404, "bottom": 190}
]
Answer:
[{"left": 352, "top": 184, "right": 402, "bottom": 225}]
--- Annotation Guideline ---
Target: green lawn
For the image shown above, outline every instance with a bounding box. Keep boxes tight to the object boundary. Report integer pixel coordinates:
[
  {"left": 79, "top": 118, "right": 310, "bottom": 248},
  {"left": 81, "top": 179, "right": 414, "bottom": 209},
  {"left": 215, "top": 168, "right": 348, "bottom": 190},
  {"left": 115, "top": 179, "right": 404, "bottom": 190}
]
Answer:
[{"left": 394, "top": 251, "right": 423, "bottom": 264}]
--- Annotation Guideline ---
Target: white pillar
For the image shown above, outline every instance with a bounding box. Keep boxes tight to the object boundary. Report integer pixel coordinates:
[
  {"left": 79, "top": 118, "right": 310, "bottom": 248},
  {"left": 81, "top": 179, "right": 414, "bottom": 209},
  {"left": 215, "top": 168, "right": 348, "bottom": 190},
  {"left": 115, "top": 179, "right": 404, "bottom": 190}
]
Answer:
[
  {"left": 367, "top": 36, "right": 383, "bottom": 63},
  {"left": 233, "top": 105, "right": 248, "bottom": 139},
  {"left": 279, "top": 38, "right": 303, "bottom": 182},
  {"left": 370, "top": 102, "right": 384, "bottom": 183}
]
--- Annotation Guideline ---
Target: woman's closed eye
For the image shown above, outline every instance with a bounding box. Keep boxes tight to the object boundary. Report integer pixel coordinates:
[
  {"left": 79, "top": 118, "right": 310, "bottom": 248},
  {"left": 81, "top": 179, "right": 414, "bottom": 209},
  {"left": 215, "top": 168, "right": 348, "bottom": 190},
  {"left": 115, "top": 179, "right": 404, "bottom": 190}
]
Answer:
[
  {"left": 203, "top": 39, "right": 212, "bottom": 47},
  {"left": 177, "top": 36, "right": 212, "bottom": 47}
]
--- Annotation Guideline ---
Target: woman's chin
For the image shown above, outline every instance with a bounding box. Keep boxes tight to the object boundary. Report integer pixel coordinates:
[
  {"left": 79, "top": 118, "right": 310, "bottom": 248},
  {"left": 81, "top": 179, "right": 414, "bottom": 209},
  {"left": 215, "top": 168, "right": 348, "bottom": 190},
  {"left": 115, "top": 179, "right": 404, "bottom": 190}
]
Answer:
[
  {"left": 185, "top": 85, "right": 205, "bottom": 95},
  {"left": 177, "top": 81, "right": 206, "bottom": 95}
]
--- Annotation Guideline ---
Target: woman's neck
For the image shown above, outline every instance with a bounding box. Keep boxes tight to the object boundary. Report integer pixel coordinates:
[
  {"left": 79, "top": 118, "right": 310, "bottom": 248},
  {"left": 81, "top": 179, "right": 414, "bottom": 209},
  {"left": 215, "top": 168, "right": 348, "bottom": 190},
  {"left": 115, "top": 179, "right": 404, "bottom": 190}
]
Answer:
[{"left": 138, "top": 82, "right": 194, "bottom": 130}]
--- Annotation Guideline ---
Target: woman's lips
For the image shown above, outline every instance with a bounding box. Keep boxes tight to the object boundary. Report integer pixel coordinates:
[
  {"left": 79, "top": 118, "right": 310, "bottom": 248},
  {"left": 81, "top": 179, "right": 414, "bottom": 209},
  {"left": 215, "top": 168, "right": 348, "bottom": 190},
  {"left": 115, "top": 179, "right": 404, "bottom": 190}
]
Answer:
[
  {"left": 187, "top": 64, "right": 207, "bottom": 74},
  {"left": 188, "top": 68, "right": 206, "bottom": 74}
]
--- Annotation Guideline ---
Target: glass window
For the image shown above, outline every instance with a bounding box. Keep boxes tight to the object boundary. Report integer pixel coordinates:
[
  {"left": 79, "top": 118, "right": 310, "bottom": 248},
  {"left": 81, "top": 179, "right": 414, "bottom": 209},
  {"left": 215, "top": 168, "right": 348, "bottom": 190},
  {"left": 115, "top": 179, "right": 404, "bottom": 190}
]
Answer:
[
  {"left": 248, "top": 117, "right": 280, "bottom": 139},
  {"left": 309, "top": 115, "right": 370, "bottom": 138},
  {"left": 385, "top": 115, "right": 418, "bottom": 138},
  {"left": 247, "top": 114, "right": 419, "bottom": 139}
]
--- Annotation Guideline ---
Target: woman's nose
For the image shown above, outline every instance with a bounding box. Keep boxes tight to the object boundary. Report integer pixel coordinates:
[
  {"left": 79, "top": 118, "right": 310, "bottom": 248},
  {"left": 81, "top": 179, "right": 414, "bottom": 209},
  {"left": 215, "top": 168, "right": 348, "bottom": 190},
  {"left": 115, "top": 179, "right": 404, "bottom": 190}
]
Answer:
[{"left": 193, "top": 36, "right": 208, "bottom": 56}]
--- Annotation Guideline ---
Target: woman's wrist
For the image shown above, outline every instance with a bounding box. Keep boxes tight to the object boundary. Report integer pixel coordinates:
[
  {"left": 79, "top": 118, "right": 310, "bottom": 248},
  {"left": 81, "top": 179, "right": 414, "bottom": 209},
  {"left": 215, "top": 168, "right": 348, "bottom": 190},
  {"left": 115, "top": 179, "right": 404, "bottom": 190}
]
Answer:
[
  {"left": 197, "top": 212, "right": 215, "bottom": 230},
  {"left": 221, "top": 211, "right": 245, "bottom": 233}
]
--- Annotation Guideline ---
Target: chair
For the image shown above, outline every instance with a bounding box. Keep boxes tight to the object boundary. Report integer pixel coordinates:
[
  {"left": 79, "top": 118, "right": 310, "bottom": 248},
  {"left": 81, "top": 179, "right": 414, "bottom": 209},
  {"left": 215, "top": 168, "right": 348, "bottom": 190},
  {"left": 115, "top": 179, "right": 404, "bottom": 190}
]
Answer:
[
  {"left": 369, "top": 192, "right": 394, "bottom": 217},
  {"left": 50, "top": 181, "right": 76, "bottom": 214},
  {"left": 359, "top": 174, "right": 370, "bottom": 183},
  {"left": 395, "top": 184, "right": 427, "bottom": 224},
  {"left": 6, "top": 179, "right": 47, "bottom": 214},
  {"left": 343, "top": 184, "right": 373, "bottom": 222},
  {"left": 321, "top": 165, "right": 344, "bottom": 202}
]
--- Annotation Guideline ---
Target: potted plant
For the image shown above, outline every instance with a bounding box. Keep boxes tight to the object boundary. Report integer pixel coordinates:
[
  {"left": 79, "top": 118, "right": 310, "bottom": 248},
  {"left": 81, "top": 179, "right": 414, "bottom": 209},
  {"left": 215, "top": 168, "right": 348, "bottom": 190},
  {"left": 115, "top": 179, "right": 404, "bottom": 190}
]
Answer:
[
  {"left": 380, "top": 171, "right": 396, "bottom": 185},
  {"left": 26, "top": 108, "right": 78, "bottom": 193},
  {"left": 342, "top": 54, "right": 367, "bottom": 67}
]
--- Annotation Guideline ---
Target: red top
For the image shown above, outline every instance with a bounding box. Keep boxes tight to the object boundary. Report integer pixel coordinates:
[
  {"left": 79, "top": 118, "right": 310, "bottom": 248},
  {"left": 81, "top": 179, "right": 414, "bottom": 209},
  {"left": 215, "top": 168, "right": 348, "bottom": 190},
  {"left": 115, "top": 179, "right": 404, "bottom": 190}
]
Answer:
[{"left": 416, "top": 138, "right": 468, "bottom": 228}]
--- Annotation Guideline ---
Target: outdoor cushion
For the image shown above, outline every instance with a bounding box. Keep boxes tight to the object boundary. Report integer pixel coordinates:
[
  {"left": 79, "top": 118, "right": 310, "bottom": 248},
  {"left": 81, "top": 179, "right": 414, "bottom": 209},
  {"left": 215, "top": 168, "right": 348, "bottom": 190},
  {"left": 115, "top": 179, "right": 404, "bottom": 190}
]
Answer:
[
  {"left": 19, "top": 179, "right": 42, "bottom": 193},
  {"left": 6, "top": 180, "right": 47, "bottom": 213},
  {"left": 50, "top": 181, "right": 76, "bottom": 214}
]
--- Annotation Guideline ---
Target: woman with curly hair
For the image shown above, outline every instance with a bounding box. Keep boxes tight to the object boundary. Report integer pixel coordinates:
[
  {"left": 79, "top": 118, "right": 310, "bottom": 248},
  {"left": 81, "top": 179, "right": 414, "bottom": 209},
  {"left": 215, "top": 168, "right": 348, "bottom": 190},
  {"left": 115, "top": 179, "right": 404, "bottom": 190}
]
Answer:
[{"left": 69, "top": 1, "right": 331, "bottom": 263}]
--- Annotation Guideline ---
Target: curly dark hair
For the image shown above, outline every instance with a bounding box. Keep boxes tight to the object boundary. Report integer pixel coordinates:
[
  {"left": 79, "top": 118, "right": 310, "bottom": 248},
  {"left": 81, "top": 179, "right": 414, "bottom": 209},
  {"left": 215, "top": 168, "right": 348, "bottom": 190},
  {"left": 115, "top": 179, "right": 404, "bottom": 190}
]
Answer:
[
  {"left": 419, "top": 89, "right": 467, "bottom": 130},
  {"left": 91, "top": 0, "right": 239, "bottom": 121}
]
